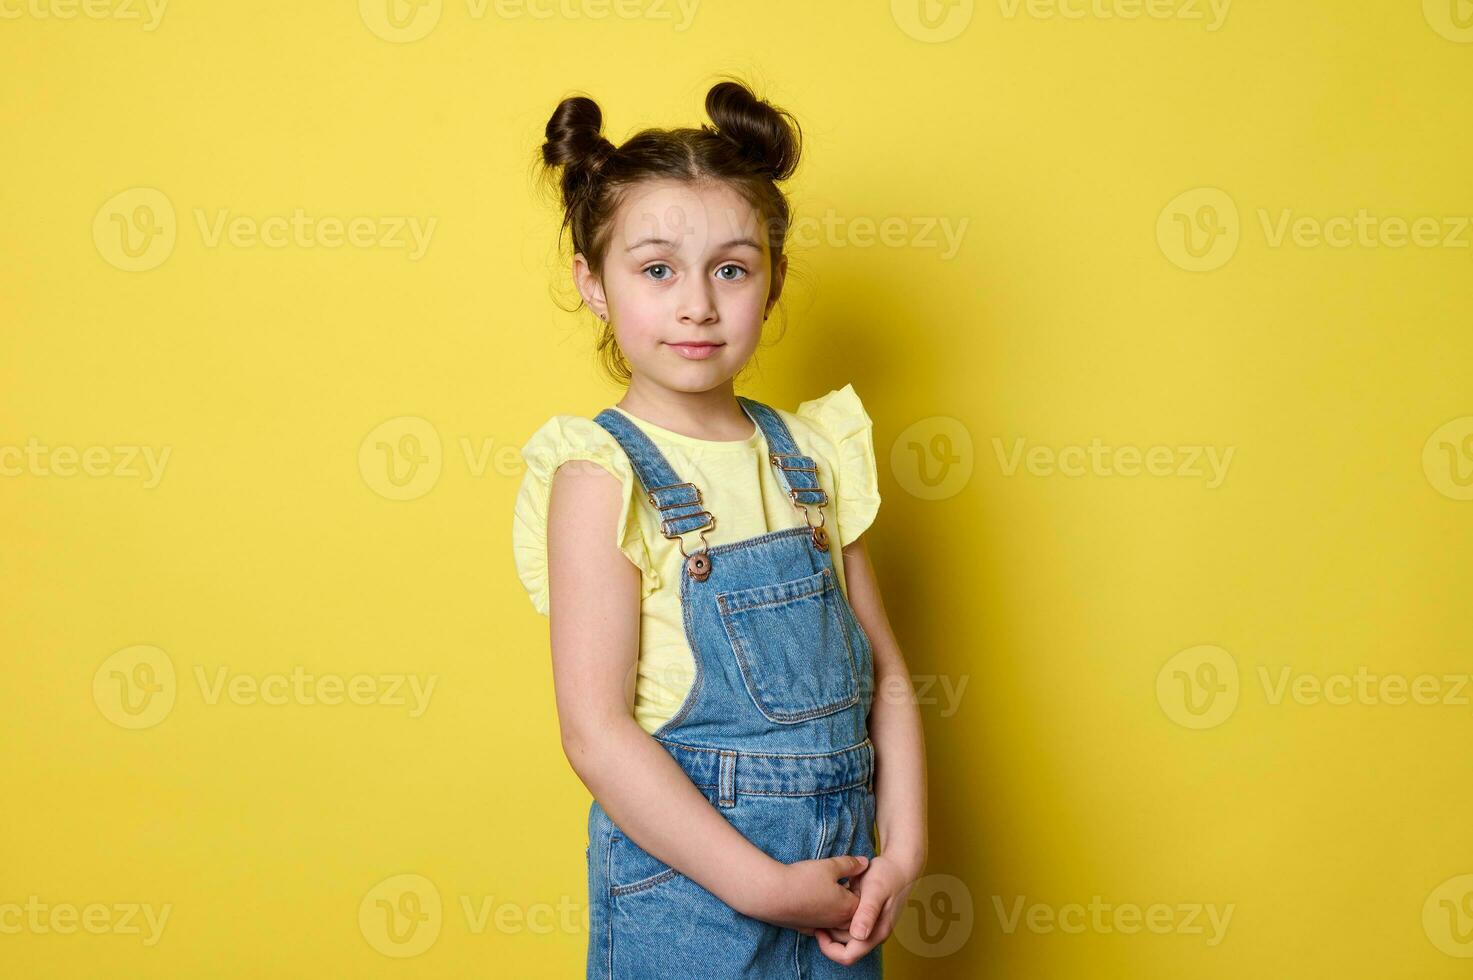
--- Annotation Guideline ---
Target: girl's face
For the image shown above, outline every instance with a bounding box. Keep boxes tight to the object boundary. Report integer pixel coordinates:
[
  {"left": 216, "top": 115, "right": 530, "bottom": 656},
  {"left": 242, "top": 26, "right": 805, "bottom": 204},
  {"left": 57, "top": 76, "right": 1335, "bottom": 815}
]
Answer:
[{"left": 574, "top": 177, "right": 786, "bottom": 393}]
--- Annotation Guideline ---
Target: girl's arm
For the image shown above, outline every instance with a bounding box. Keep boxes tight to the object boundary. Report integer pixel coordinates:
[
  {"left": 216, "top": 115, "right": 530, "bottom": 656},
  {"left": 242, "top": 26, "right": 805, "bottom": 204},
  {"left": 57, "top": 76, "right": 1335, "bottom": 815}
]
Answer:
[
  {"left": 545, "top": 460, "right": 866, "bottom": 929},
  {"left": 843, "top": 534, "right": 929, "bottom": 880}
]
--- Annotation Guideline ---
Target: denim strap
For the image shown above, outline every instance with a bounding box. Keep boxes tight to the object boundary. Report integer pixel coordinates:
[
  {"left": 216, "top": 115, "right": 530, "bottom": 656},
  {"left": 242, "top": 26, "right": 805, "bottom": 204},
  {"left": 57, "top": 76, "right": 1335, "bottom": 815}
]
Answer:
[
  {"left": 737, "top": 396, "right": 829, "bottom": 508},
  {"left": 593, "top": 396, "right": 829, "bottom": 540},
  {"left": 593, "top": 407, "right": 721, "bottom": 537}
]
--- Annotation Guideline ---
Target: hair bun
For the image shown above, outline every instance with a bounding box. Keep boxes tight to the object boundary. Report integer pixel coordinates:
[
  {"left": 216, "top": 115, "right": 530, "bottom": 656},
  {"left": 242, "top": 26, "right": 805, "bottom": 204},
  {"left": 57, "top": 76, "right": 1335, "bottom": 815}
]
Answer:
[
  {"left": 703, "top": 80, "right": 801, "bottom": 181},
  {"left": 542, "top": 96, "right": 617, "bottom": 202}
]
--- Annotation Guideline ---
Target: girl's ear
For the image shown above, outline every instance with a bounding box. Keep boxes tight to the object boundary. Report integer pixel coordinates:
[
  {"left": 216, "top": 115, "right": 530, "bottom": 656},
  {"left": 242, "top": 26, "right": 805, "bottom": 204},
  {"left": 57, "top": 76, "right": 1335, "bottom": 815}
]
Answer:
[
  {"left": 765, "top": 252, "right": 789, "bottom": 318},
  {"left": 572, "top": 252, "right": 610, "bottom": 321}
]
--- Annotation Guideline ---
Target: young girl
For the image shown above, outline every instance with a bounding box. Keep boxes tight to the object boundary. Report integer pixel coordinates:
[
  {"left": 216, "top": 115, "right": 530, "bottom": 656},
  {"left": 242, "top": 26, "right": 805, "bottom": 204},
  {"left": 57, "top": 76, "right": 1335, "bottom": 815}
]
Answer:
[{"left": 512, "top": 78, "right": 928, "bottom": 978}]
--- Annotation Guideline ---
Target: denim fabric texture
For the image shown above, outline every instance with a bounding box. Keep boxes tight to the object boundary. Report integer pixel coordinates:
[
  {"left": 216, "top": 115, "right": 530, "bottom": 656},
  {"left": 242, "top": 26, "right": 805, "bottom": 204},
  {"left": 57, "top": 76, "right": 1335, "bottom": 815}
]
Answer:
[{"left": 583, "top": 396, "right": 882, "bottom": 979}]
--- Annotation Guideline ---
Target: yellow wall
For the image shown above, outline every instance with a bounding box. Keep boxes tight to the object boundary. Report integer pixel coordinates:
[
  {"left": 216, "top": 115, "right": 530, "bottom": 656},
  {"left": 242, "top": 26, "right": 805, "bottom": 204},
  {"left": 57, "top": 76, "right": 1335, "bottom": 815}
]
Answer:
[{"left": 4, "top": 0, "right": 1472, "bottom": 976}]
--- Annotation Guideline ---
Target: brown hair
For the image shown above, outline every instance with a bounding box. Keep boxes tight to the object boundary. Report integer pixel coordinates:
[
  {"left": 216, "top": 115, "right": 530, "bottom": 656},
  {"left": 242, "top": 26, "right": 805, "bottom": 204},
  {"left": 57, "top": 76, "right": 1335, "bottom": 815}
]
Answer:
[{"left": 536, "top": 77, "right": 803, "bottom": 385}]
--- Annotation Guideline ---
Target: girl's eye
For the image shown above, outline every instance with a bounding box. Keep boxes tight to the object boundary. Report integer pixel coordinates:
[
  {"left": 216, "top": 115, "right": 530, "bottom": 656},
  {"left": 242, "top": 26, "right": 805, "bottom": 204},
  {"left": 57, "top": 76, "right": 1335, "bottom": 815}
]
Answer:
[
  {"left": 716, "top": 264, "right": 748, "bottom": 282},
  {"left": 643, "top": 264, "right": 672, "bottom": 281}
]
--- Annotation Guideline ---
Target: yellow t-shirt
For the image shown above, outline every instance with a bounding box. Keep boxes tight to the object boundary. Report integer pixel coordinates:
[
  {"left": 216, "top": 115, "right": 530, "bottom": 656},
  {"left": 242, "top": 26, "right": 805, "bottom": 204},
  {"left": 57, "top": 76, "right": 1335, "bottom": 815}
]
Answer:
[{"left": 511, "top": 383, "right": 881, "bottom": 736}]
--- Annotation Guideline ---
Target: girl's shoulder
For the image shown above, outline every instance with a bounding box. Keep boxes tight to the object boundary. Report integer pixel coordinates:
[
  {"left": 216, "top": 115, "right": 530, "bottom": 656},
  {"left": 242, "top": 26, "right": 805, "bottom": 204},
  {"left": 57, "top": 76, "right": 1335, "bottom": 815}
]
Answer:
[
  {"left": 510, "top": 413, "right": 658, "bottom": 617},
  {"left": 785, "top": 383, "right": 876, "bottom": 455},
  {"left": 785, "top": 384, "right": 882, "bottom": 550}
]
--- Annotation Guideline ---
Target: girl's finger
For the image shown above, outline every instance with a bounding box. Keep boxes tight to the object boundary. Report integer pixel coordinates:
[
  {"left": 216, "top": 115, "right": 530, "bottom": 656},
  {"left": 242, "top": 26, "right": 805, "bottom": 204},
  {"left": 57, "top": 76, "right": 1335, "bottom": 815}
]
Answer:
[{"left": 850, "top": 892, "right": 885, "bottom": 940}]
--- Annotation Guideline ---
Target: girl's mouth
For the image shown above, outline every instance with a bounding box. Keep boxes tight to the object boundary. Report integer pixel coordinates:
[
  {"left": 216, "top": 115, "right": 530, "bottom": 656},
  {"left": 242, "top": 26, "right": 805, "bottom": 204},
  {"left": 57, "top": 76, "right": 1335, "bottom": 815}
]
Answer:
[{"left": 665, "top": 342, "right": 724, "bottom": 360}]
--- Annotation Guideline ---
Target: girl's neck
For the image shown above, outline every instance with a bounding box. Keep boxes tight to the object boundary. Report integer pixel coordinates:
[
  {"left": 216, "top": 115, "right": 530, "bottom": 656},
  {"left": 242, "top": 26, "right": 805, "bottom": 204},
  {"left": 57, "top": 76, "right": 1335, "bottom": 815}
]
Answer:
[{"left": 615, "top": 379, "right": 756, "bottom": 442}]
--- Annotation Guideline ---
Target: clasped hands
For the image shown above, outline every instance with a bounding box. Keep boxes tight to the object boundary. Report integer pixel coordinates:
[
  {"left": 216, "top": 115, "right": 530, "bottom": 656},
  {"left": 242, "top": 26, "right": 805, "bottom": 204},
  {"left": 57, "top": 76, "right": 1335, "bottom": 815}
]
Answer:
[{"left": 745, "top": 853, "right": 919, "bottom": 967}]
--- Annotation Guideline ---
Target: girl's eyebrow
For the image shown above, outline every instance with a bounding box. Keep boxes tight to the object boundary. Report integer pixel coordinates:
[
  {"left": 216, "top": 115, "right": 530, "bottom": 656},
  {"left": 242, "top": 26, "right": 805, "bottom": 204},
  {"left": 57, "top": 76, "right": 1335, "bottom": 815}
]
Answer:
[{"left": 626, "top": 236, "right": 763, "bottom": 252}]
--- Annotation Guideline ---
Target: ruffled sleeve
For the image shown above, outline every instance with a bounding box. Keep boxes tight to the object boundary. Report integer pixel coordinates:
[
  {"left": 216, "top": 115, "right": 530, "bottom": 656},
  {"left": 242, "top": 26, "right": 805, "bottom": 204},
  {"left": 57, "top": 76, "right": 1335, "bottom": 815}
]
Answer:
[
  {"left": 794, "top": 383, "right": 881, "bottom": 548},
  {"left": 511, "top": 415, "right": 660, "bottom": 616}
]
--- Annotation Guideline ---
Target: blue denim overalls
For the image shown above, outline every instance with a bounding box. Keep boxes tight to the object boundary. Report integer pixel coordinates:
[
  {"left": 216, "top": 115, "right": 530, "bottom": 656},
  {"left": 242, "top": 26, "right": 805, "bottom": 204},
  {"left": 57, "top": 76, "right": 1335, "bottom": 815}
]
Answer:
[{"left": 583, "top": 395, "right": 882, "bottom": 979}]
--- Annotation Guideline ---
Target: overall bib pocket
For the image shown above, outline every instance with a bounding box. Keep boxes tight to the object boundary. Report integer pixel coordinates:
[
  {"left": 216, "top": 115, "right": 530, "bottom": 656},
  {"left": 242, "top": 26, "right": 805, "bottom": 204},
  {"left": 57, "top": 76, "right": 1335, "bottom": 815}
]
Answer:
[{"left": 716, "top": 567, "right": 861, "bottom": 723}]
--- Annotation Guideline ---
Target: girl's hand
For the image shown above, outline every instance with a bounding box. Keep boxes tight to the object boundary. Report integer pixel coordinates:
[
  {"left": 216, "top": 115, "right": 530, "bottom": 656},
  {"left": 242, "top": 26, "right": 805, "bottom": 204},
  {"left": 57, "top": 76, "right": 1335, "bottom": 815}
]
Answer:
[
  {"left": 812, "top": 854, "right": 916, "bottom": 966},
  {"left": 742, "top": 855, "right": 869, "bottom": 933}
]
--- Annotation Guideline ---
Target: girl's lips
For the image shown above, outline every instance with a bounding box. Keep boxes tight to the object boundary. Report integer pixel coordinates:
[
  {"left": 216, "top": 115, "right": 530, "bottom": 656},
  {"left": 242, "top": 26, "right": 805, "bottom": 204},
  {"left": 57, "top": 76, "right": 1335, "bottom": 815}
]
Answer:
[{"left": 666, "top": 342, "right": 724, "bottom": 360}]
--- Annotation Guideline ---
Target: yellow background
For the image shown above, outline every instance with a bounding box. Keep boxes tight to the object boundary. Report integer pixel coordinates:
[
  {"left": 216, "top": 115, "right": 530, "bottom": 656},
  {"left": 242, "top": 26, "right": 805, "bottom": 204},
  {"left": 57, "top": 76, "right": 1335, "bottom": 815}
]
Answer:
[{"left": 4, "top": 0, "right": 1473, "bottom": 976}]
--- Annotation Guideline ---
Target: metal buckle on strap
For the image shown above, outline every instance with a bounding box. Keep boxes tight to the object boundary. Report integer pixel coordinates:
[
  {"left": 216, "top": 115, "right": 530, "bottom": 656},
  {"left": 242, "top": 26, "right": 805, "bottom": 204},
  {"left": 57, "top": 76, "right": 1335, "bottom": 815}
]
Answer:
[
  {"left": 659, "top": 511, "right": 715, "bottom": 537},
  {"left": 768, "top": 452, "right": 817, "bottom": 473},
  {"left": 770, "top": 454, "right": 829, "bottom": 507},
  {"left": 787, "top": 487, "right": 830, "bottom": 506},
  {"left": 648, "top": 481, "right": 716, "bottom": 536},
  {"left": 646, "top": 481, "right": 702, "bottom": 508}
]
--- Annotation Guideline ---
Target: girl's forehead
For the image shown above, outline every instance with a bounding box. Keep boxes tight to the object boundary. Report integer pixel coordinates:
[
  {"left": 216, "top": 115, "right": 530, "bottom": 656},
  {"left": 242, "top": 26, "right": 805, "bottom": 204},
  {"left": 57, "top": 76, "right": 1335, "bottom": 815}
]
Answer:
[{"left": 612, "top": 179, "right": 765, "bottom": 252}]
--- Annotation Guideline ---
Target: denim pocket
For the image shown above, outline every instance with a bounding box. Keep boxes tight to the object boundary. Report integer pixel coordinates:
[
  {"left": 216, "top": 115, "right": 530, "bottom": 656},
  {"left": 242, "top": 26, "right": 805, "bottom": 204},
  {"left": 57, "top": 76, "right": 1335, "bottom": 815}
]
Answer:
[
  {"left": 607, "top": 830, "right": 683, "bottom": 897},
  {"left": 716, "top": 567, "right": 860, "bottom": 723}
]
